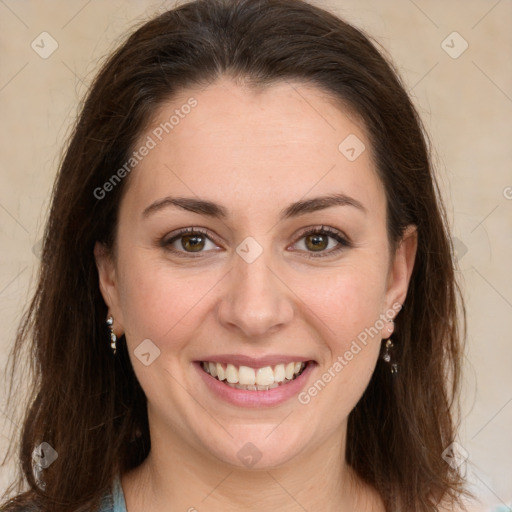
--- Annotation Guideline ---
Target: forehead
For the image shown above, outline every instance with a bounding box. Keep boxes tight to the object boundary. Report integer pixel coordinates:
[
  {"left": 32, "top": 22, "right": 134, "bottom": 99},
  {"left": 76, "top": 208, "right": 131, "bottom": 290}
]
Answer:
[{"left": 121, "top": 77, "right": 385, "bottom": 220}]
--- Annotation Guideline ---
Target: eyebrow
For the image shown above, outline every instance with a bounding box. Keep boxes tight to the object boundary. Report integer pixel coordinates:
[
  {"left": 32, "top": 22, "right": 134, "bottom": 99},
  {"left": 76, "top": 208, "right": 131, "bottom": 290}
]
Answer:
[{"left": 141, "top": 192, "right": 367, "bottom": 220}]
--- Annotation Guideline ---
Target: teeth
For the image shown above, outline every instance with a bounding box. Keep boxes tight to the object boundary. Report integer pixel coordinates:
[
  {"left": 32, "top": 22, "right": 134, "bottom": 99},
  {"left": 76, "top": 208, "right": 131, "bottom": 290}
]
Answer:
[
  {"left": 285, "top": 362, "right": 295, "bottom": 380},
  {"left": 274, "top": 364, "right": 285, "bottom": 383},
  {"left": 216, "top": 363, "right": 225, "bottom": 381},
  {"left": 238, "top": 365, "right": 256, "bottom": 385},
  {"left": 234, "top": 383, "right": 257, "bottom": 390},
  {"left": 256, "top": 366, "right": 274, "bottom": 386},
  {"left": 225, "top": 363, "right": 238, "bottom": 383},
  {"left": 201, "top": 360, "right": 307, "bottom": 390}
]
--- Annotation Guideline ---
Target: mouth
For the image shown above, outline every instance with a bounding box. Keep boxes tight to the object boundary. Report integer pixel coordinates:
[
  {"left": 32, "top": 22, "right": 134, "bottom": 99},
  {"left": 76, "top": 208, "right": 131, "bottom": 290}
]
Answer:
[{"left": 199, "top": 360, "right": 310, "bottom": 391}]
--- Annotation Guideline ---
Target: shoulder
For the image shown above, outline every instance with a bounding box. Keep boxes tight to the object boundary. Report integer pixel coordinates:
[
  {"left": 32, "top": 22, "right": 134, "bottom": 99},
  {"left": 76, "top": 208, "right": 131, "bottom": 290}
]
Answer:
[
  {"left": 1, "top": 501, "right": 113, "bottom": 512},
  {"left": 0, "top": 484, "right": 118, "bottom": 512},
  {"left": 0, "top": 474, "right": 123, "bottom": 512}
]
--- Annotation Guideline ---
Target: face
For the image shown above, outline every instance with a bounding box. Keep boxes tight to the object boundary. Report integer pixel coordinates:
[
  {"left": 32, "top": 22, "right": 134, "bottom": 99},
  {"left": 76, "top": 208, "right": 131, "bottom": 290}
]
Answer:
[{"left": 95, "top": 77, "right": 416, "bottom": 470}]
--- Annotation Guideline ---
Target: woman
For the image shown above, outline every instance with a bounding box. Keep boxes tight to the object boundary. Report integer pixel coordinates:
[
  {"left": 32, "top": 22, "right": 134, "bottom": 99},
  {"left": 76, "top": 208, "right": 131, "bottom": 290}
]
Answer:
[{"left": 0, "top": 0, "right": 472, "bottom": 510}]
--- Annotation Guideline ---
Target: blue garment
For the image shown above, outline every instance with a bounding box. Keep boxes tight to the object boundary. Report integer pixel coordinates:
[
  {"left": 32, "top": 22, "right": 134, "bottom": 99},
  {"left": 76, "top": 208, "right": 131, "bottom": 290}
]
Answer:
[
  {"left": 99, "top": 474, "right": 127, "bottom": 512},
  {"left": 97, "top": 477, "right": 511, "bottom": 512}
]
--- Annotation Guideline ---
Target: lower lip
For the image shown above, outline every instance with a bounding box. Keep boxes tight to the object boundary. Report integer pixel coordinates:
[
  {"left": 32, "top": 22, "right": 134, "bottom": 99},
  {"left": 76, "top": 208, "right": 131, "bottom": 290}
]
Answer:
[{"left": 194, "top": 361, "right": 316, "bottom": 408}]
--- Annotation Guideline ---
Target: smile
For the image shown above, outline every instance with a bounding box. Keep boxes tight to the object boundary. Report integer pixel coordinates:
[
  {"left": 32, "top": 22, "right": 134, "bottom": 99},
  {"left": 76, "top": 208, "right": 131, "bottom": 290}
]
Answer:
[{"left": 200, "top": 361, "right": 308, "bottom": 391}]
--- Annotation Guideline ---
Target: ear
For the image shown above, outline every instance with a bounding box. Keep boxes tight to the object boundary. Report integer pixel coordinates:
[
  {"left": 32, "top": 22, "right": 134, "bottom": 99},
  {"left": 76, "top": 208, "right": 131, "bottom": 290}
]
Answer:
[
  {"left": 383, "top": 224, "right": 418, "bottom": 324},
  {"left": 94, "top": 241, "right": 124, "bottom": 334}
]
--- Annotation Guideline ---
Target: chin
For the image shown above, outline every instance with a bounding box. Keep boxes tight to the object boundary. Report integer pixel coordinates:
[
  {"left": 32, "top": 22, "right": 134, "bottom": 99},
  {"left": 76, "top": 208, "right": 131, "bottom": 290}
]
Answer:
[{"left": 197, "top": 424, "right": 312, "bottom": 471}]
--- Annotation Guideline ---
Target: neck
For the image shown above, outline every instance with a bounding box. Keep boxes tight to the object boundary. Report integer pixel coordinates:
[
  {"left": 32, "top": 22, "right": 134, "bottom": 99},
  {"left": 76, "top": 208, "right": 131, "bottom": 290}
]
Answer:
[{"left": 122, "top": 419, "right": 382, "bottom": 512}]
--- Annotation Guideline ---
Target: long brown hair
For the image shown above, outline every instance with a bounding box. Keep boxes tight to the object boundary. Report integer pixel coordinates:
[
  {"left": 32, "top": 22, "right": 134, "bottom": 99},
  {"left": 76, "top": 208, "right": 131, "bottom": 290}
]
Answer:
[{"left": 1, "top": 0, "right": 470, "bottom": 510}]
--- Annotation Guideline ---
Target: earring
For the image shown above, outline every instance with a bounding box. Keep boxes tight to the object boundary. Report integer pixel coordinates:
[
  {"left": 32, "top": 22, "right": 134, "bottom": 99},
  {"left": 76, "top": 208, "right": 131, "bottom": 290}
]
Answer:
[
  {"left": 106, "top": 315, "right": 117, "bottom": 355},
  {"left": 381, "top": 320, "right": 398, "bottom": 374}
]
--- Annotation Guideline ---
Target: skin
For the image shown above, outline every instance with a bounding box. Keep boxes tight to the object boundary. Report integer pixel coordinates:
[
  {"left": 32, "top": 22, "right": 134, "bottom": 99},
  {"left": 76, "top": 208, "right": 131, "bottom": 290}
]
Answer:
[{"left": 95, "top": 76, "right": 417, "bottom": 511}]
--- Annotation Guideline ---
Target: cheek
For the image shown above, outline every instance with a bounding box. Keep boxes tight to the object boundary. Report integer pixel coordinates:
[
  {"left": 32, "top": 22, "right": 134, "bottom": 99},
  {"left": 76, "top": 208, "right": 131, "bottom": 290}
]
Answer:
[
  {"left": 303, "top": 275, "right": 386, "bottom": 401},
  {"left": 293, "top": 265, "right": 388, "bottom": 424},
  {"left": 299, "top": 261, "right": 387, "bottom": 383},
  {"left": 116, "top": 254, "right": 213, "bottom": 345},
  {"left": 300, "top": 260, "right": 388, "bottom": 341}
]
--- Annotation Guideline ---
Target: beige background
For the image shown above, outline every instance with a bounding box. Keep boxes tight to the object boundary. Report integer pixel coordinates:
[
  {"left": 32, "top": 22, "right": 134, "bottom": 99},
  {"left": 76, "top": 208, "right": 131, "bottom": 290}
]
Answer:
[{"left": 1, "top": 0, "right": 511, "bottom": 510}]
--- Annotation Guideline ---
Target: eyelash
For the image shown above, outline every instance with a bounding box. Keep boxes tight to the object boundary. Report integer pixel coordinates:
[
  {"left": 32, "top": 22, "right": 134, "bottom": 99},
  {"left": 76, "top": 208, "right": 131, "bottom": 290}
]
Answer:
[{"left": 161, "top": 225, "right": 352, "bottom": 259}]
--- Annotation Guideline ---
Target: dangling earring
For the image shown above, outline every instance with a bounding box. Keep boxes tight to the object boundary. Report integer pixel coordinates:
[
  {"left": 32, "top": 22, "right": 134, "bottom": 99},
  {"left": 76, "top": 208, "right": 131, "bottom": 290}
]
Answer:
[
  {"left": 381, "top": 319, "right": 398, "bottom": 374},
  {"left": 107, "top": 315, "right": 117, "bottom": 355}
]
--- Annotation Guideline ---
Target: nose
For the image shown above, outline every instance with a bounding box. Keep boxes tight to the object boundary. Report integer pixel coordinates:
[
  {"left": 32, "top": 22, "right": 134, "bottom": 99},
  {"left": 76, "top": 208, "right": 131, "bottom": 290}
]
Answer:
[{"left": 216, "top": 246, "right": 295, "bottom": 339}]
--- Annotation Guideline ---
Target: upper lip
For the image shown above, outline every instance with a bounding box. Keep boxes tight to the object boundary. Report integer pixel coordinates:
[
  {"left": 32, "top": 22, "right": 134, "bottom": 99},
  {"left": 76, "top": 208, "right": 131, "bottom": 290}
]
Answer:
[{"left": 196, "top": 354, "right": 315, "bottom": 368}]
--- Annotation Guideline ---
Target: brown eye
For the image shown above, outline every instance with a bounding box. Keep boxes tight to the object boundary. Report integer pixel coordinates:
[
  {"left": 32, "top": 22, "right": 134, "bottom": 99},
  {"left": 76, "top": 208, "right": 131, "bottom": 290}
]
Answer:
[
  {"left": 304, "top": 233, "right": 329, "bottom": 252},
  {"left": 292, "top": 226, "right": 351, "bottom": 258},
  {"left": 163, "top": 228, "right": 220, "bottom": 257},
  {"left": 180, "top": 233, "right": 206, "bottom": 252}
]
